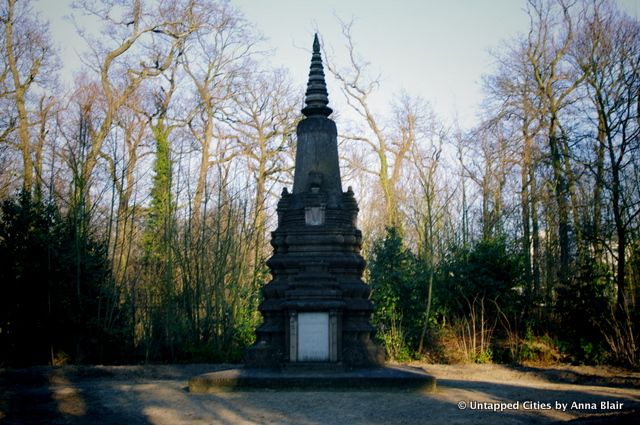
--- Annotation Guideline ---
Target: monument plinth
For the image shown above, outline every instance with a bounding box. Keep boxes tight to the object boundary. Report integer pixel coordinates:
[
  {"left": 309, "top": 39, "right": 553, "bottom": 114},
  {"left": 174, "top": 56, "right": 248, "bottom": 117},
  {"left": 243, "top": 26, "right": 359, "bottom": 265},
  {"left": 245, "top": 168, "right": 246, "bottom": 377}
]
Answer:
[{"left": 244, "top": 34, "right": 383, "bottom": 368}]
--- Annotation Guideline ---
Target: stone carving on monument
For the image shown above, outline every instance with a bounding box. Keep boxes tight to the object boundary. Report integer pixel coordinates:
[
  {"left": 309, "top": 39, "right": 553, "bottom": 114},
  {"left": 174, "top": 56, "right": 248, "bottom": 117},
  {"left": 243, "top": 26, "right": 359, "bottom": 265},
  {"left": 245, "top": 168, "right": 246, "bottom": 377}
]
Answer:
[{"left": 244, "top": 34, "right": 384, "bottom": 369}]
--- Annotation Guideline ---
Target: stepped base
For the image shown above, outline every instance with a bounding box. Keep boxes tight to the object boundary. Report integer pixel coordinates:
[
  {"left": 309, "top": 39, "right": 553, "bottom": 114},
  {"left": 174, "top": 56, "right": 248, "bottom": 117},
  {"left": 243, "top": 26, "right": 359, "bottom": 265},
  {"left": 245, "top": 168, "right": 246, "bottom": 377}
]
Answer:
[{"left": 188, "top": 365, "right": 436, "bottom": 393}]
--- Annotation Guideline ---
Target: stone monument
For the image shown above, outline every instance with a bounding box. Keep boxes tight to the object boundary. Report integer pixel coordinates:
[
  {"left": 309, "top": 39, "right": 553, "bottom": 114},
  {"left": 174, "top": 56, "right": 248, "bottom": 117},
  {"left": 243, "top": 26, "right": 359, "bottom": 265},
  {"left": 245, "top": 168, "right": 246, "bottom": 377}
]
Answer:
[
  {"left": 244, "top": 34, "right": 384, "bottom": 368},
  {"left": 189, "top": 35, "right": 435, "bottom": 392}
]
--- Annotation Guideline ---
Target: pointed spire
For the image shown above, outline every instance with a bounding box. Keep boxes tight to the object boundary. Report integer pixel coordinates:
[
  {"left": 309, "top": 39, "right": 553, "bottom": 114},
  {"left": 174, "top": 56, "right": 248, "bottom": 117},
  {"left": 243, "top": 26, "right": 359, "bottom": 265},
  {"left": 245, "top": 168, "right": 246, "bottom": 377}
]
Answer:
[{"left": 302, "top": 33, "right": 333, "bottom": 117}]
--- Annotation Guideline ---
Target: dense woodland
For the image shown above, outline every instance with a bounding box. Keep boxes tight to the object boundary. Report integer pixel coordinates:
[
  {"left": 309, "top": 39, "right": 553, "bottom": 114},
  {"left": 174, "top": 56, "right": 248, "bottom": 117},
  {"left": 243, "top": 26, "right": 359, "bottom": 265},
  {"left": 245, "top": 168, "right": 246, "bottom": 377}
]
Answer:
[{"left": 0, "top": 0, "right": 638, "bottom": 368}]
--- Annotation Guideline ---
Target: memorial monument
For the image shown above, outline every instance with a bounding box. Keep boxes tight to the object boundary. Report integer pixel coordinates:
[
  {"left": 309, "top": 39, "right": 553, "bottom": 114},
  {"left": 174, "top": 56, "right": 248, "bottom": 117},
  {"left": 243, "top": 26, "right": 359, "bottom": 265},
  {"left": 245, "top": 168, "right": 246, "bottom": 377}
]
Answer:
[
  {"left": 189, "top": 35, "right": 435, "bottom": 391},
  {"left": 244, "top": 34, "right": 384, "bottom": 368}
]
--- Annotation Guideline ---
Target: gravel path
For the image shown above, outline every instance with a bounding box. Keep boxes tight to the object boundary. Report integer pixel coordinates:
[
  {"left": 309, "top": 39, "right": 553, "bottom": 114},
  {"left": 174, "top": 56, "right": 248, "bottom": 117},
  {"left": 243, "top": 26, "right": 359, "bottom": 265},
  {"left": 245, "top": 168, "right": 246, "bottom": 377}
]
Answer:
[{"left": 1, "top": 363, "right": 639, "bottom": 424}]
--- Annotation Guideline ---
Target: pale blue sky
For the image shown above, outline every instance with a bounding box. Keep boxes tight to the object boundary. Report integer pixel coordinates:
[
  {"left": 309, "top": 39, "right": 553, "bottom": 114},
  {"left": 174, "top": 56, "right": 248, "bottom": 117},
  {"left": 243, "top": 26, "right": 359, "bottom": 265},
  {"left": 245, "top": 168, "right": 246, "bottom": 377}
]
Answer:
[
  {"left": 233, "top": 0, "right": 535, "bottom": 126},
  {"left": 35, "top": 0, "right": 640, "bottom": 128}
]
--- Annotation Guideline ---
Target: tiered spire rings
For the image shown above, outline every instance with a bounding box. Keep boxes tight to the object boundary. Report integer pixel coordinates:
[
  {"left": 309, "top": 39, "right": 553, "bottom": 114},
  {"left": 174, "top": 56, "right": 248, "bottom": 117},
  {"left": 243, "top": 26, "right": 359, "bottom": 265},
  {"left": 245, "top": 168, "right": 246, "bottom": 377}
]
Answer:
[{"left": 301, "top": 34, "right": 333, "bottom": 118}]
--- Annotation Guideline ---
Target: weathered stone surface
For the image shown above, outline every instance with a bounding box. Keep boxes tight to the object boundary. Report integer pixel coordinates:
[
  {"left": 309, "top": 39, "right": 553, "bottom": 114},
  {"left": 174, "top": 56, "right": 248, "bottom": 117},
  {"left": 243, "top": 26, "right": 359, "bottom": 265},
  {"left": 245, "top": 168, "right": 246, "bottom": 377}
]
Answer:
[
  {"left": 244, "top": 34, "right": 383, "bottom": 368},
  {"left": 293, "top": 117, "right": 341, "bottom": 194}
]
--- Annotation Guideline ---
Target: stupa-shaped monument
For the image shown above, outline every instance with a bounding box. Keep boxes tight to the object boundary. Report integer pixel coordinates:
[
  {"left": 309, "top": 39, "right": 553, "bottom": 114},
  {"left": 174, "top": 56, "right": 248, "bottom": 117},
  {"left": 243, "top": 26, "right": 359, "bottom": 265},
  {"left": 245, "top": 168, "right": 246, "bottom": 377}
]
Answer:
[
  {"left": 245, "top": 34, "right": 384, "bottom": 368},
  {"left": 189, "top": 36, "right": 434, "bottom": 392}
]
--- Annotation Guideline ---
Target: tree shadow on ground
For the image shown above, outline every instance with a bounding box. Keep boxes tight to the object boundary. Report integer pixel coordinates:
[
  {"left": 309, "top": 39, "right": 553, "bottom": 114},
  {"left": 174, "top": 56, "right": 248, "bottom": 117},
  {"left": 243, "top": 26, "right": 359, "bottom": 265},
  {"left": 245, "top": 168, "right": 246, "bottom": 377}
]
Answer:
[
  {"left": 2, "top": 365, "right": 639, "bottom": 425},
  {"left": 504, "top": 365, "right": 640, "bottom": 389},
  {"left": 0, "top": 367, "right": 151, "bottom": 425}
]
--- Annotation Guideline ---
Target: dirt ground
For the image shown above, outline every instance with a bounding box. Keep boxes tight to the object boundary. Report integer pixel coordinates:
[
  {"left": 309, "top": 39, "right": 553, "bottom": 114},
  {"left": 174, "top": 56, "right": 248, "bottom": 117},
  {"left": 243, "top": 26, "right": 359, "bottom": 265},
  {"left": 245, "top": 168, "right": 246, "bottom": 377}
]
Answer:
[{"left": 1, "top": 363, "right": 639, "bottom": 425}]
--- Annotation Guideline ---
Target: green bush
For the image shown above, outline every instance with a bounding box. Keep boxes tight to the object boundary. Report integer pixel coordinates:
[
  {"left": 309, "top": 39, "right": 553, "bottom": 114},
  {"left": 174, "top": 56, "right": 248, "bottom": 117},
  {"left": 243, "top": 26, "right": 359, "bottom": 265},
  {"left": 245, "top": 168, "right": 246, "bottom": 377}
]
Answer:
[{"left": 368, "top": 227, "right": 426, "bottom": 360}]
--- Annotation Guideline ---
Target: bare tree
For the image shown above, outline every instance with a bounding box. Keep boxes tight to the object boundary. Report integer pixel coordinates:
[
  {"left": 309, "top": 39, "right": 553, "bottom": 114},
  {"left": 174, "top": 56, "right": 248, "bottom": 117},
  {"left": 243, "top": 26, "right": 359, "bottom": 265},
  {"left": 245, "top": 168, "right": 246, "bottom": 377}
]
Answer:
[
  {"left": 525, "top": 0, "right": 586, "bottom": 288},
  {"left": 102, "top": 87, "right": 149, "bottom": 286},
  {"left": 225, "top": 66, "right": 298, "bottom": 286},
  {"left": 179, "top": 0, "right": 259, "bottom": 220},
  {"left": 1, "top": 0, "right": 58, "bottom": 193},
  {"left": 32, "top": 94, "right": 58, "bottom": 200},
  {"left": 571, "top": 0, "right": 640, "bottom": 312},
  {"left": 463, "top": 120, "right": 517, "bottom": 241},
  {"left": 70, "top": 0, "right": 201, "bottom": 207},
  {"left": 324, "top": 22, "right": 418, "bottom": 229},
  {"left": 410, "top": 127, "right": 447, "bottom": 353},
  {"left": 484, "top": 38, "right": 545, "bottom": 300}
]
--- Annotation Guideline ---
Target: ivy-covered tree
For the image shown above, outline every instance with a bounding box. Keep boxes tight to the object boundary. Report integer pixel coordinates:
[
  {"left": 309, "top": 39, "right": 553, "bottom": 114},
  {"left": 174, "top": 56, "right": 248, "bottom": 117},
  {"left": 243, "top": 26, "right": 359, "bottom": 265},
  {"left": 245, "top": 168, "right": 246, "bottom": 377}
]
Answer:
[
  {"left": 140, "top": 112, "right": 180, "bottom": 361},
  {"left": 144, "top": 119, "right": 174, "bottom": 262}
]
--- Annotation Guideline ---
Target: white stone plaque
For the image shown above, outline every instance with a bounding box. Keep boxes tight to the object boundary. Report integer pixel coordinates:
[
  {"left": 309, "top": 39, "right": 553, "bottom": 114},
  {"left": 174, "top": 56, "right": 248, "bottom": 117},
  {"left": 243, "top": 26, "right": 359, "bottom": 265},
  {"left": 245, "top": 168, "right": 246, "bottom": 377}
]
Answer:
[{"left": 297, "top": 312, "right": 329, "bottom": 361}]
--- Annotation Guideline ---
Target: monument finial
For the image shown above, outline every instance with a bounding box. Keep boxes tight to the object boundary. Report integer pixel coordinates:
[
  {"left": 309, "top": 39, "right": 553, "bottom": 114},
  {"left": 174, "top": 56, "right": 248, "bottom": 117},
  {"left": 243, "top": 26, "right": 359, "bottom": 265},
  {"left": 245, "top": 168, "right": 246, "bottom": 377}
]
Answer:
[{"left": 302, "top": 33, "right": 333, "bottom": 117}]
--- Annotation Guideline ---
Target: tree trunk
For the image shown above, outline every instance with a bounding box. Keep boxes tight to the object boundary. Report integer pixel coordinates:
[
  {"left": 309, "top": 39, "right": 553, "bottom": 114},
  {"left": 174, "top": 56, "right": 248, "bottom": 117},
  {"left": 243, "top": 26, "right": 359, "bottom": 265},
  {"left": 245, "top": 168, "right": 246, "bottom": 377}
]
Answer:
[
  {"left": 530, "top": 160, "right": 541, "bottom": 299},
  {"left": 548, "top": 114, "right": 571, "bottom": 289},
  {"left": 592, "top": 111, "right": 606, "bottom": 258},
  {"left": 609, "top": 136, "right": 628, "bottom": 313},
  {"left": 521, "top": 132, "right": 533, "bottom": 300},
  {"left": 193, "top": 117, "right": 212, "bottom": 221}
]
